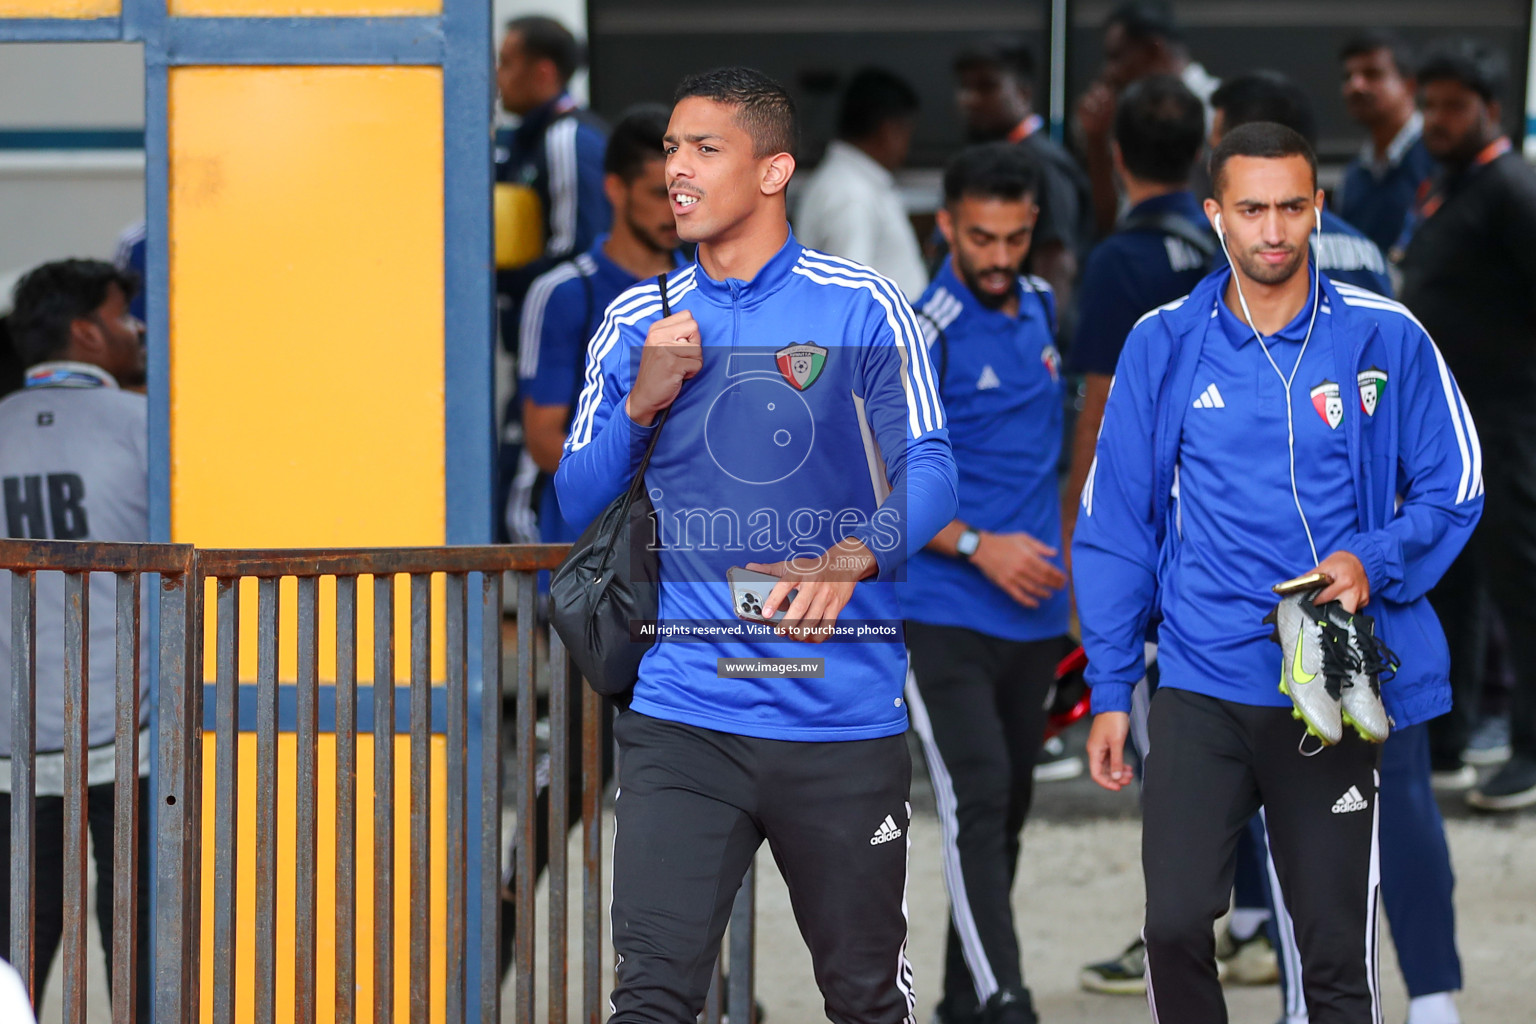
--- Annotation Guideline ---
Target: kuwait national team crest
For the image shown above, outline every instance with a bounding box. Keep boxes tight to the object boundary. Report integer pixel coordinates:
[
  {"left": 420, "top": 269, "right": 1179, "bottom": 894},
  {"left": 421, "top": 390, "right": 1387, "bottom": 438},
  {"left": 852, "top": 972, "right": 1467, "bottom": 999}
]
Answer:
[
  {"left": 775, "top": 342, "right": 828, "bottom": 391},
  {"left": 1310, "top": 379, "right": 1343, "bottom": 429},
  {"left": 1358, "top": 367, "right": 1388, "bottom": 416}
]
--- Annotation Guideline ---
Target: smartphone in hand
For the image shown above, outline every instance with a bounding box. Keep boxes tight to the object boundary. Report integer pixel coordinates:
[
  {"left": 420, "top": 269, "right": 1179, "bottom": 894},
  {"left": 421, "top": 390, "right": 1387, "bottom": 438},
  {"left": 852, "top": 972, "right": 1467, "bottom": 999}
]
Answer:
[
  {"left": 727, "top": 566, "right": 798, "bottom": 625},
  {"left": 1272, "top": 571, "right": 1332, "bottom": 597}
]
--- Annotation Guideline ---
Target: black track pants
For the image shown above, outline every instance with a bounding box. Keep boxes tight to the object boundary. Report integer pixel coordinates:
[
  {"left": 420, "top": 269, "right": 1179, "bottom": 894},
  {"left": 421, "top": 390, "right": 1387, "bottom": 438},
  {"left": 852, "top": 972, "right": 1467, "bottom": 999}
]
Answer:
[
  {"left": 607, "top": 710, "right": 916, "bottom": 1024},
  {"left": 904, "top": 622, "right": 1058, "bottom": 1016},
  {"left": 1142, "top": 688, "right": 1381, "bottom": 1024}
]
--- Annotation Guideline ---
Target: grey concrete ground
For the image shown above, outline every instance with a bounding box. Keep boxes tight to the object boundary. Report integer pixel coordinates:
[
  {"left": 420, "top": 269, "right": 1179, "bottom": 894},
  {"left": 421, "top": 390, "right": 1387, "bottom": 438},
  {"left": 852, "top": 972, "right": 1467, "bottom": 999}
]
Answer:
[{"left": 511, "top": 729, "right": 1536, "bottom": 1024}]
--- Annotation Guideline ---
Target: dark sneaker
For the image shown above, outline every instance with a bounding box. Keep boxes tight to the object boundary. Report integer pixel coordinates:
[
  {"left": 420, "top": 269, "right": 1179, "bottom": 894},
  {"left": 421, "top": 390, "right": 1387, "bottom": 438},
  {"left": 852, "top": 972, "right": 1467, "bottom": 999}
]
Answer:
[
  {"left": 1215, "top": 925, "right": 1278, "bottom": 985},
  {"left": 932, "top": 998, "right": 980, "bottom": 1024},
  {"left": 1323, "top": 606, "right": 1397, "bottom": 743},
  {"left": 983, "top": 986, "right": 1038, "bottom": 1024},
  {"left": 1264, "top": 593, "right": 1352, "bottom": 745},
  {"left": 1467, "top": 754, "right": 1536, "bottom": 811},
  {"left": 1464, "top": 715, "right": 1512, "bottom": 766},
  {"left": 1079, "top": 936, "right": 1145, "bottom": 995}
]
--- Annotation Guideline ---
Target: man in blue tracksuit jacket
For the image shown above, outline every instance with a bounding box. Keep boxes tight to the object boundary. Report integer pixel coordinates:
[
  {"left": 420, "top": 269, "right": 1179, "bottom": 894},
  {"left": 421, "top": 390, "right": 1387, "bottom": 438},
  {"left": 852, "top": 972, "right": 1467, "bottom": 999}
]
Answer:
[
  {"left": 1074, "top": 123, "right": 1480, "bottom": 1023},
  {"left": 556, "top": 68, "right": 956, "bottom": 1024},
  {"left": 1210, "top": 75, "right": 1468, "bottom": 1024},
  {"left": 903, "top": 144, "right": 1068, "bottom": 1024}
]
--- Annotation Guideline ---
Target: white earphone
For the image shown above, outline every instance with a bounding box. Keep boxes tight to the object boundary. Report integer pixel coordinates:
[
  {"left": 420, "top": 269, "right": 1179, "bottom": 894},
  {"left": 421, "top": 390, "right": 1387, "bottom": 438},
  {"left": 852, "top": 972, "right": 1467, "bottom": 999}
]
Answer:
[{"left": 1212, "top": 201, "right": 1325, "bottom": 567}]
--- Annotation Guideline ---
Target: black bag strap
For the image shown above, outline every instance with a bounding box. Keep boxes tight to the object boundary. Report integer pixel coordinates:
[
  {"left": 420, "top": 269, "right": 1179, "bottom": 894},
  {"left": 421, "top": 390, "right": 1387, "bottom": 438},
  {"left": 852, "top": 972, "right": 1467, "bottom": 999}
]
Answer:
[
  {"left": 1120, "top": 210, "right": 1219, "bottom": 261},
  {"left": 617, "top": 273, "right": 673, "bottom": 512}
]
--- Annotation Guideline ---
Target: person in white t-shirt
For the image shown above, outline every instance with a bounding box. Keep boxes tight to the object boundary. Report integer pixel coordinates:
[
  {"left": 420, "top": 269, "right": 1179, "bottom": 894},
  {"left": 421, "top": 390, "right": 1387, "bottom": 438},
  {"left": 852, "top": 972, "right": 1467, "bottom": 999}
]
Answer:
[{"left": 793, "top": 67, "right": 929, "bottom": 298}]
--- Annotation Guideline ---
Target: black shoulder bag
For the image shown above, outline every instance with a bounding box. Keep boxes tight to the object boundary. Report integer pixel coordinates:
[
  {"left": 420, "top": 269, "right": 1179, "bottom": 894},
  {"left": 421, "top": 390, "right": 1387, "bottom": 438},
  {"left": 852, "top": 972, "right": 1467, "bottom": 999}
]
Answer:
[{"left": 548, "top": 273, "right": 673, "bottom": 700}]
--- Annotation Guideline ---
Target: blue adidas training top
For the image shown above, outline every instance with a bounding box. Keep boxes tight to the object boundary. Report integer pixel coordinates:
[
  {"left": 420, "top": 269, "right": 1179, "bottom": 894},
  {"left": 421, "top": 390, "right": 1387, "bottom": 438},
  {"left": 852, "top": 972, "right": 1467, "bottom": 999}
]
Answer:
[
  {"left": 556, "top": 231, "right": 958, "bottom": 741},
  {"left": 901, "top": 257, "right": 1069, "bottom": 642},
  {"left": 1074, "top": 266, "right": 1482, "bottom": 728}
]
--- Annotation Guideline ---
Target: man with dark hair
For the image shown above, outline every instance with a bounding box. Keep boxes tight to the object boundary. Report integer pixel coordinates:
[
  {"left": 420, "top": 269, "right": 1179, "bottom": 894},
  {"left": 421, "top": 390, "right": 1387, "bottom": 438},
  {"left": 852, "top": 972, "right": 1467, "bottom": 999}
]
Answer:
[
  {"left": 1076, "top": 122, "right": 1480, "bottom": 1023},
  {"left": 903, "top": 142, "right": 1065, "bottom": 1024},
  {"left": 0, "top": 259, "right": 150, "bottom": 1018},
  {"left": 557, "top": 66, "right": 957, "bottom": 1023},
  {"left": 1337, "top": 31, "right": 1435, "bottom": 255},
  {"left": 494, "top": 13, "right": 610, "bottom": 541},
  {"left": 794, "top": 67, "right": 928, "bottom": 297},
  {"left": 952, "top": 41, "right": 1092, "bottom": 307},
  {"left": 1077, "top": 1, "right": 1219, "bottom": 236},
  {"left": 1210, "top": 73, "right": 1394, "bottom": 296},
  {"left": 1397, "top": 39, "right": 1536, "bottom": 814},
  {"left": 1064, "top": 75, "right": 1211, "bottom": 563}
]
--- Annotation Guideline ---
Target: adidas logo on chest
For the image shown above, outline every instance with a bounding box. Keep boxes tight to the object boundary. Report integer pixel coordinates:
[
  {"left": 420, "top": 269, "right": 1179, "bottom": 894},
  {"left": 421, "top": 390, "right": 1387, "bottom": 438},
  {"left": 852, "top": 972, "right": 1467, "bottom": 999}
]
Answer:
[{"left": 976, "top": 365, "right": 1002, "bottom": 391}]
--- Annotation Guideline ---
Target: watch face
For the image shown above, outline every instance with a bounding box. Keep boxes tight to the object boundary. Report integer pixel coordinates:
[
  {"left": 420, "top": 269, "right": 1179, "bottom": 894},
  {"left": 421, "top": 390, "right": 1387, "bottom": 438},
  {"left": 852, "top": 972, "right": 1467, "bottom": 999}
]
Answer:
[{"left": 958, "top": 531, "right": 979, "bottom": 557}]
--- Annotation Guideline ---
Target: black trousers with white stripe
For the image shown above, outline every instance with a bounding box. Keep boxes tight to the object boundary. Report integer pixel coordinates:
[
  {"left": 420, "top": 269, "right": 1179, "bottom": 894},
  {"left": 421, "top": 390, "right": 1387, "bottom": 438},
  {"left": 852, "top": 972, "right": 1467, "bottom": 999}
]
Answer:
[
  {"left": 608, "top": 709, "right": 916, "bottom": 1024},
  {"left": 1142, "top": 688, "right": 1381, "bottom": 1024},
  {"left": 905, "top": 622, "right": 1059, "bottom": 1017}
]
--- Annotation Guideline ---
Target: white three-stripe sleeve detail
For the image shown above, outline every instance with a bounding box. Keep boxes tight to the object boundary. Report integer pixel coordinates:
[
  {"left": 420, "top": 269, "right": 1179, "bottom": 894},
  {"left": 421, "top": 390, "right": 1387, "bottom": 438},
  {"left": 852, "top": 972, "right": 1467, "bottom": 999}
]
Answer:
[
  {"left": 1457, "top": 387, "right": 1483, "bottom": 499},
  {"left": 794, "top": 255, "right": 944, "bottom": 435},
  {"left": 518, "top": 262, "right": 582, "bottom": 380},
  {"left": 565, "top": 273, "right": 698, "bottom": 451},
  {"left": 799, "top": 250, "right": 944, "bottom": 427},
  {"left": 1336, "top": 289, "right": 1478, "bottom": 504},
  {"left": 1426, "top": 340, "right": 1473, "bottom": 504},
  {"left": 546, "top": 118, "right": 579, "bottom": 255},
  {"left": 790, "top": 264, "right": 930, "bottom": 437}
]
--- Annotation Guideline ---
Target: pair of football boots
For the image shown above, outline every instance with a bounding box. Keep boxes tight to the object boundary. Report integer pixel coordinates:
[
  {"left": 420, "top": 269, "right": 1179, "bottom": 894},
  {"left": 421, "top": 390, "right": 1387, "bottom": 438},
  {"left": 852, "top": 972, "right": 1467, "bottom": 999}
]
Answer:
[{"left": 1264, "top": 592, "right": 1400, "bottom": 745}]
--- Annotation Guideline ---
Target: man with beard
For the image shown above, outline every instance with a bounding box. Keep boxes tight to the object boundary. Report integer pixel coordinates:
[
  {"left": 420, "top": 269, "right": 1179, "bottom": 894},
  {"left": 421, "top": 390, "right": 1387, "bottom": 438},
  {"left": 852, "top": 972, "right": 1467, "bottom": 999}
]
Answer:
[
  {"left": 0, "top": 259, "right": 151, "bottom": 1017},
  {"left": 1397, "top": 41, "right": 1536, "bottom": 813},
  {"left": 903, "top": 143, "right": 1066, "bottom": 1024},
  {"left": 557, "top": 67, "right": 956, "bottom": 1022},
  {"left": 1075, "top": 123, "right": 1481, "bottom": 1023},
  {"left": 515, "top": 104, "right": 685, "bottom": 543},
  {"left": 952, "top": 41, "right": 1092, "bottom": 307},
  {"left": 1337, "top": 31, "right": 1435, "bottom": 257},
  {"left": 498, "top": 105, "right": 686, "bottom": 982}
]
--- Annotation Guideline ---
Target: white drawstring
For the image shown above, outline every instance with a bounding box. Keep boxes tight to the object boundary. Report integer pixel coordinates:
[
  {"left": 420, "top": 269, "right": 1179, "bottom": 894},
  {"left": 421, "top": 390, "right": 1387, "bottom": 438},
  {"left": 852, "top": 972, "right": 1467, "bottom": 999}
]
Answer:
[{"left": 1217, "top": 214, "right": 1324, "bottom": 567}]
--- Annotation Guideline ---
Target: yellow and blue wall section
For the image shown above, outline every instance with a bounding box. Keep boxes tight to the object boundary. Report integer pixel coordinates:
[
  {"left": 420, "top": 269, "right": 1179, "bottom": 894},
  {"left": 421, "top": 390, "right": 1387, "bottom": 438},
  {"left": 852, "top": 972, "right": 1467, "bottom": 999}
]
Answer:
[{"left": 0, "top": 0, "right": 495, "bottom": 1020}]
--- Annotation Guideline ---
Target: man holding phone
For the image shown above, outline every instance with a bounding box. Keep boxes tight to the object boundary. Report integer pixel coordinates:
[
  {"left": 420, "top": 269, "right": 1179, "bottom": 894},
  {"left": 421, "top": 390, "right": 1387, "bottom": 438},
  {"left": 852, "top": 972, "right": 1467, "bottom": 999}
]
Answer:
[
  {"left": 900, "top": 143, "right": 1066, "bottom": 1024},
  {"left": 555, "top": 67, "right": 957, "bottom": 1023},
  {"left": 1073, "top": 123, "right": 1480, "bottom": 1021}
]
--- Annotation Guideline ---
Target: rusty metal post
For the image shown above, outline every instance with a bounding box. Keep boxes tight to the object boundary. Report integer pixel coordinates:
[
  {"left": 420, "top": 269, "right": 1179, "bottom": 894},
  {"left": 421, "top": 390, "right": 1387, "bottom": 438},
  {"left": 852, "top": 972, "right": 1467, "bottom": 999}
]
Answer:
[
  {"left": 373, "top": 573, "right": 396, "bottom": 1024},
  {"left": 408, "top": 572, "right": 431, "bottom": 1024},
  {"left": 581, "top": 684, "right": 603, "bottom": 1024},
  {"left": 478, "top": 572, "right": 503, "bottom": 1022},
  {"left": 295, "top": 576, "right": 321, "bottom": 1024},
  {"left": 112, "top": 572, "right": 142, "bottom": 1024},
  {"left": 8, "top": 569, "right": 36, "bottom": 1000},
  {"left": 547, "top": 631, "right": 570, "bottom": 1023},
  {"left": 60, "top": 571, "right": 88, "bottom": 1024},
  {"left": 254, "top": 577, "right": 280, "bottom": 1024},
  {"left": 154, "top": 551, "right": 201, "bottom": 1024},
  {"left": 335, "top": 575, "right": 359, "bottom": 1024},
  {"left": 513, "top": 571, "right": 536, "bottom": 1024},
  {"left": 212, "top": 577, "right": 241, "bottom": 1024},
  {"left": 444, "top": 573, "right": 467, "bottom": 1024}
]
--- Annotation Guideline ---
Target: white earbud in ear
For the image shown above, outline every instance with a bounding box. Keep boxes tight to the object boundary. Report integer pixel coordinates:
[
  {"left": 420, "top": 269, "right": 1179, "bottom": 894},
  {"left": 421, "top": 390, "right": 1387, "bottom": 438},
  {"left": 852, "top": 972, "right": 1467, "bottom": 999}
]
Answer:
[
  {"left": 1315, "top": 206, "right": 1322, "bottom": 231},
  {"left": 1214, "top": 213, "right": 1225, "bottom": 238}
]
